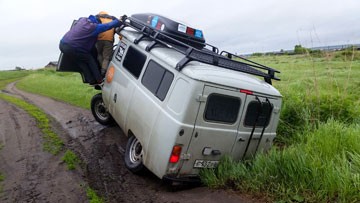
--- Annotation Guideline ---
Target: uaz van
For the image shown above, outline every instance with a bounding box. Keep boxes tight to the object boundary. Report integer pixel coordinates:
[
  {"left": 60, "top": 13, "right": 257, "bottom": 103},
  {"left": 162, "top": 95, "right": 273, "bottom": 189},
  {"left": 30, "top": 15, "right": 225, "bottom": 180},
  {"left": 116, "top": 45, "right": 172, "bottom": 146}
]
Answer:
[{"left": 57, "top": 14, "right": 282, "bottom": 181}]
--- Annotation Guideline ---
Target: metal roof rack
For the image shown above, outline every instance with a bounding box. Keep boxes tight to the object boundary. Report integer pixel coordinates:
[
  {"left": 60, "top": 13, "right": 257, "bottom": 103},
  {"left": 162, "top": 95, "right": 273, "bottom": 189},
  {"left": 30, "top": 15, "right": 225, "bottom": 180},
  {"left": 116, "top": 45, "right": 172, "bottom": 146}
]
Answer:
[{"left": 117, "top": 15, "right": 280, "bottom": 85}]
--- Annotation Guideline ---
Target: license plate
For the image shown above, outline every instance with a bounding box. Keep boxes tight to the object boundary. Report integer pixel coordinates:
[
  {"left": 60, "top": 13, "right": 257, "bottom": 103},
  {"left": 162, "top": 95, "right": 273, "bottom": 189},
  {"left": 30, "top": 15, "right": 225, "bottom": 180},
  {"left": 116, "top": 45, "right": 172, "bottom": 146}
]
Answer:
[{"left": 193, "top": 160, "right": 219, "bottom": 168}]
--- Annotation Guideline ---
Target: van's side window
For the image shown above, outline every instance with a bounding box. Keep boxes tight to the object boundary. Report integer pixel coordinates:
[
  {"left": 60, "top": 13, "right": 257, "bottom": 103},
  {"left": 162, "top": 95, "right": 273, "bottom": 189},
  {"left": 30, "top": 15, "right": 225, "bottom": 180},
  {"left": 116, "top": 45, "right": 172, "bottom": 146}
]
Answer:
[
  {"left": 204, "top": 94, "right": 240, "bottom": 124},
  {"left": 123, "top": 46, "right": 147, "bottom": 78},
  {"left": 142, "top": 60, "right": 174, "bottom": 101},
  {"left": 244, "top": 101, "right": 272, "bottom": 127}
]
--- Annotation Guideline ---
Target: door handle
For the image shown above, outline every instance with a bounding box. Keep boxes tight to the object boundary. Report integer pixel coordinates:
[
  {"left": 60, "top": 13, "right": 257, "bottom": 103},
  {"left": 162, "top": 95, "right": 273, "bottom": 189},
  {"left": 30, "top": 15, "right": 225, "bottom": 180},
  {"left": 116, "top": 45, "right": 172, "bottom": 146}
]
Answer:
[
  {"left": 113, "top": 93, "right": 117, "bottom": 103},
  {"left": 238, "top": 137, "right": 246, "bottom": 142}
]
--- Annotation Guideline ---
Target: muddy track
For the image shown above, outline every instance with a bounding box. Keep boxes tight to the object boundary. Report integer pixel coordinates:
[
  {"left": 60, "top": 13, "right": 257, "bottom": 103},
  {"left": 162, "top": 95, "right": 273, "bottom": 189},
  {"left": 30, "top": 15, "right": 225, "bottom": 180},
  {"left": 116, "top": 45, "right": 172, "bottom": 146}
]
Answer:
[
  {"left": 0, "top": 99, "right": 87, "bottom": 203},
  {"left": 1, "top": 82, "right": 255, "bottom": 203}
]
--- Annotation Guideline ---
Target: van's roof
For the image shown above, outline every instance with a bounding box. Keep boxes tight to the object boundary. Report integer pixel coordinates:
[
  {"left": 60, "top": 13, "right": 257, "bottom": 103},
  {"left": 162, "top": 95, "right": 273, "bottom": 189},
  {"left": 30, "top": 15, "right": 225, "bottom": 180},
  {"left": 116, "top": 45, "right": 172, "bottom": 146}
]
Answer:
[{"left": 121, "top": 30, "right": 281, "bottom": 97}]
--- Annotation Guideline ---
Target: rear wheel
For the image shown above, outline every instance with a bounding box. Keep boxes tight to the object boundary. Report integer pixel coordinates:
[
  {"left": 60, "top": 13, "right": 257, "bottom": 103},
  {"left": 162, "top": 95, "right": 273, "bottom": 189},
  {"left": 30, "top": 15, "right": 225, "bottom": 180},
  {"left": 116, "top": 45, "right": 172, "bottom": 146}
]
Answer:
[
  {"left": 125, "top": 136, "right": 145, "bottom": 173},
  {"left": 91, "top": 93, "right": 114, "bottom": 125}
]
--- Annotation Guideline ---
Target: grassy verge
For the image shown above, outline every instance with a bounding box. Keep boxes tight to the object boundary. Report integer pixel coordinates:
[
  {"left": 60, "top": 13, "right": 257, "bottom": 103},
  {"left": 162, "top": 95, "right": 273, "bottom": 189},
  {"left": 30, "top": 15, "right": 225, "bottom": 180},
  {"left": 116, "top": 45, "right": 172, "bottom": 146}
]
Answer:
[
  {"left": 86, "top": 187, "right": 104, "bottom": 203},
  {"left": 0, "top": 173, "right": 4, "bottom": 196},
  {"left": 0, "top": 93, "right": 63, "bottom": 154},
  {"left": 16, "top": 69, "right": 100, "bottom": 109},
  {"left": 61, "top": 150, "right": 81, "bottom": 170}
]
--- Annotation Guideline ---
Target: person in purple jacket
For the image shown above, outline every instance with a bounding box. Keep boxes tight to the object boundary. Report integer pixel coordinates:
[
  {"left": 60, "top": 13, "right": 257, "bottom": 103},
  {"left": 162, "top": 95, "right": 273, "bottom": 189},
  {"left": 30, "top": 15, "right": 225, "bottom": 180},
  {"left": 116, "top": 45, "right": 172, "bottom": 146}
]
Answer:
[{"left": 59, "top": 15, "right": 122, "bottom": 85}]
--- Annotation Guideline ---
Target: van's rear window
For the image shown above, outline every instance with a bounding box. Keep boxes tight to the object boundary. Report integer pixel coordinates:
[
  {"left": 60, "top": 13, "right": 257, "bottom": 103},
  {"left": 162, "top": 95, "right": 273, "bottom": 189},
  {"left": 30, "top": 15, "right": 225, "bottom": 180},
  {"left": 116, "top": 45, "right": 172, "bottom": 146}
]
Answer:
[
  {"left": 244, "top": 101, "right": 272, "bottom": 127},
  {"left": 204, "top": 94, "right": 240, "bottom": 124}
]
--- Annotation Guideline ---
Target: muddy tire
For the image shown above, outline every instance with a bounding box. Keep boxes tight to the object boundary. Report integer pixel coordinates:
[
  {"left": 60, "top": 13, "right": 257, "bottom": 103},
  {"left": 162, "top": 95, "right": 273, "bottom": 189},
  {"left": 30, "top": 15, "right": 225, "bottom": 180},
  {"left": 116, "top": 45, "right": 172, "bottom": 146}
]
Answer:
[
  {"left": 91, "top": 93, "right": 114, "bottom": 125},
  {"left": 125, "top": 136, "right": 145, "bottom": 173}
]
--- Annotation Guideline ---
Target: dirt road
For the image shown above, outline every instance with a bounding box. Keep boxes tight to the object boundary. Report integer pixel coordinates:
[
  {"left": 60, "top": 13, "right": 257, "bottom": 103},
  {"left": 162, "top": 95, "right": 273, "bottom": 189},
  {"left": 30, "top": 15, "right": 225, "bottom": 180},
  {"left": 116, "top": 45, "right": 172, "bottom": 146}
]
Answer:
[
  {"left": 0, "top": 82, "right": 255, "bottom": 203},
  {"left": 0, "top": 99, "right": 87, "bottom": 203}
]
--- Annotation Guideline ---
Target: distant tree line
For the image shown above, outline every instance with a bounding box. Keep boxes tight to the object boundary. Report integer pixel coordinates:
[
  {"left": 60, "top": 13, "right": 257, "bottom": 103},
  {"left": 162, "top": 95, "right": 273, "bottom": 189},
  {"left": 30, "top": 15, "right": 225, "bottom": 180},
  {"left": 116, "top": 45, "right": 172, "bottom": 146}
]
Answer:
[
  {"left": 15, "top": 66, "right": 25, "bottom": 71},
  {"left": 251, "top": 45, "right": 359, "bottom": 58}
]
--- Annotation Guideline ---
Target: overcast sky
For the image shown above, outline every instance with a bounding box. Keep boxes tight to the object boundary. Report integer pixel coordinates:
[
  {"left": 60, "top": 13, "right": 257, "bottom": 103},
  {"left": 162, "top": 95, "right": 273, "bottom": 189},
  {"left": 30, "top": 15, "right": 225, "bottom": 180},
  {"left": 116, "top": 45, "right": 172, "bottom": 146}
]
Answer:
[{"left": 0, "top": 0, "right": 359, "bottom": 70}]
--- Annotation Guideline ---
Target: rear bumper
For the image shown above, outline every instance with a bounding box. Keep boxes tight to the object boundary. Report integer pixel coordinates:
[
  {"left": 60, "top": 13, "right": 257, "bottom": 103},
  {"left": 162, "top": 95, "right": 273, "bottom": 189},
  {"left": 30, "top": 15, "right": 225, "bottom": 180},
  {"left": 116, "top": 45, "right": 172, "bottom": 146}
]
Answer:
[{"left": 163, "top": 175, "right": 202, "bottom": 184}]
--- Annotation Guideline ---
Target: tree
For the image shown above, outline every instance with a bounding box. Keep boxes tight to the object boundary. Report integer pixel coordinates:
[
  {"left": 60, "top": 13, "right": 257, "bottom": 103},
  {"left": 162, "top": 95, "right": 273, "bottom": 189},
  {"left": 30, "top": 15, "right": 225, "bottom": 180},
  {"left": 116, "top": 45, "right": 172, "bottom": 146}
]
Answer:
[
  {"left": 252, "top": 52, "right": 263, "bottom": 57},
  {"left": 294, "top": 45, "right": 310, "bottom": 54}
]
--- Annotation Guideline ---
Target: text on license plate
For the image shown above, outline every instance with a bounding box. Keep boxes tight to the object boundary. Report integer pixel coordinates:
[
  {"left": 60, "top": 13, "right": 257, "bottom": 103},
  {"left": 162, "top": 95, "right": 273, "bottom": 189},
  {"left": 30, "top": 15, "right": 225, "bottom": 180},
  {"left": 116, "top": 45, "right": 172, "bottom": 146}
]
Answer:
[{"left": 193, "top": 160, "right": 219, "bottom": 168}]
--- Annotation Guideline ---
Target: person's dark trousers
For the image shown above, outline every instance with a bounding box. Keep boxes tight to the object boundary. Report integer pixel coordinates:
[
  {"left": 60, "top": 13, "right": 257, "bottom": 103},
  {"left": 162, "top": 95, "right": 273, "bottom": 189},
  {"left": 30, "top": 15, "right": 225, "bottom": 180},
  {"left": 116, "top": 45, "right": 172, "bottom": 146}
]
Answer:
[{"left": 59, "top": 42, "right": 102, "bottom": 83}]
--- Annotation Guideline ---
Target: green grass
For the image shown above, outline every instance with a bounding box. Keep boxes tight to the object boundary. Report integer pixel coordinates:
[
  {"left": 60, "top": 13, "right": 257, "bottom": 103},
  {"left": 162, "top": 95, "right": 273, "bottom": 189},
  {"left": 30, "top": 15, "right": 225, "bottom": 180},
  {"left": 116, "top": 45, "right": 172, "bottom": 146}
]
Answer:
[
  {"left": 86, "top": 187, "right": 104, "bottom": 203},
  {"left": 16, "top": 69, "right": 100, "bottom": 109},
  {"left": 61, "top": 150, "right": 81, "bottom": 170},
  {"left": 201, "top": 52, "right": 360, "bottom": 202},
  {"left": 250, "top": 53, "right": 360, "bottom": 101},
  {"left": 0, "top": 70, "right": 30, "bottom": 80},
  {"left": 0, "top": 78, "right": 20, "bottom": 90},
  {"left": 201, "top": 120, "right": 360, "bottom": 202},
  {"left": 0, "top": 93, "right": 63, "bottom": 155},
  {"left": 246, "top": 52, "right": 360, "bottom": 145},
  {"left": 0, "top": 70, "right": 30, "bottom": 90},
  {"left": 0, "top": 173, "right": 4, "bottom": 195}
]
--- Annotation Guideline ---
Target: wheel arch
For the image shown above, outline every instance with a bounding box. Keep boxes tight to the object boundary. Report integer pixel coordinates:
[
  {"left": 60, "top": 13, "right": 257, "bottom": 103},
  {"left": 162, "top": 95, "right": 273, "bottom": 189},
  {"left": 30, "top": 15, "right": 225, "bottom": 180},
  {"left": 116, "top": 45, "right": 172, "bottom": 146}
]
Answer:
[{"left": 127, "top": 129, "right": 134, "bottom": 138}]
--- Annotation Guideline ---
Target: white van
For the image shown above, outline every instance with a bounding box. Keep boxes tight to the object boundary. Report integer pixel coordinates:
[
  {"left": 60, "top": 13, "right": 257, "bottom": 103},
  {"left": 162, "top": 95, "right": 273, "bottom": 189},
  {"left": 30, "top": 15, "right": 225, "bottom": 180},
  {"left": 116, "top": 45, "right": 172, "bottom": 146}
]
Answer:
[{"left": 58, "top": 14, "right": 282, "bottom": 181}]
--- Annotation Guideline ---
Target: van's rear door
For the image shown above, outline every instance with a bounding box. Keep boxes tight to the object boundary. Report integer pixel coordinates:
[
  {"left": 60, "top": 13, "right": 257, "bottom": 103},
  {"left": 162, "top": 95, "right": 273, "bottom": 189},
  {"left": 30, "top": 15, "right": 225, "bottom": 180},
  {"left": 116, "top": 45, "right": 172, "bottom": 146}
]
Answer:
[
  {"left": 231, "top": 95, "right": 276, "bottom": 160},
  {"left": 56, "top": 20, "right": 89, "bottom": 83},
  {"left": 179, "top": 85, "right": 246, "bottom": 174}
]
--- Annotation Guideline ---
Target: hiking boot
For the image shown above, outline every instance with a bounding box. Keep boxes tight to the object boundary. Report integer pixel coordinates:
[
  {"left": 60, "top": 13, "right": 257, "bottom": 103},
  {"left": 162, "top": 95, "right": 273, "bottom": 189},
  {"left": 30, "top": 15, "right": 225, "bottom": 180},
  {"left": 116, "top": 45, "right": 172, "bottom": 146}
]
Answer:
[
  {"left": 96, "top": 79, "right": 104, "bottom": 86},
  {"left": 90, "top": 79, "right": 104, "bottom": 86}
]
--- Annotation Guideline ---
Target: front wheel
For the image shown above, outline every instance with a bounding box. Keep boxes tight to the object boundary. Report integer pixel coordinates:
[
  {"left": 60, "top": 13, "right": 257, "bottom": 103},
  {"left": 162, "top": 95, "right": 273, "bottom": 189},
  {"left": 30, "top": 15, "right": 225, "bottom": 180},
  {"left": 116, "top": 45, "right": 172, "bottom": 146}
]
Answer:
[
  {"left": 125, "top": 136, "right": 145, "bottom": 173},
  {"left": 91, "top": 93, "right": 114, "bottom": 125}
]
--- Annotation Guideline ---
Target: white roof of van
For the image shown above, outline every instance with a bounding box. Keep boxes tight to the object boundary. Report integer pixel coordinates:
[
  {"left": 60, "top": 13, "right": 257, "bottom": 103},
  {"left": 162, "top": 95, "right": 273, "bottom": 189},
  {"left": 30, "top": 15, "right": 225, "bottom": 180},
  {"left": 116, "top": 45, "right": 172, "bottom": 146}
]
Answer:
[{"left": 121, "top": 30, "right": 281, "bottom": 97}]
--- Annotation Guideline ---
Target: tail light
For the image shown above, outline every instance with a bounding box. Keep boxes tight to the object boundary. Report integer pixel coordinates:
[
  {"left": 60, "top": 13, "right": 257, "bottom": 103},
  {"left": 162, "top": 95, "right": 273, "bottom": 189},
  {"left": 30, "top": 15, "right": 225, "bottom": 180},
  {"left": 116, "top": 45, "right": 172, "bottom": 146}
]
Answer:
[
  {"left": 240, "top": 89, "right": 253, "bottom": 94},
  {"left": 169, "top": 145, "right": 182, "bottom": 163}
]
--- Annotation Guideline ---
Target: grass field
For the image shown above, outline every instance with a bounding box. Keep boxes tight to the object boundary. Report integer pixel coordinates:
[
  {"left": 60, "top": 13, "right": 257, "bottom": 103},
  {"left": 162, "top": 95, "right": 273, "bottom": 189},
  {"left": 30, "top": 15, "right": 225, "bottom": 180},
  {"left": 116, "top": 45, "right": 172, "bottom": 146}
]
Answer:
[
  {"left": 0, "top": 70, "right": 30, "bottom": 90},
  {"left": 1, "top": 50, "right": 359, "bottom": 202},
  {"left": 16, "top": 69, "right": 100, "bottom": 109},
  {"left": 201, "top": 51, "right": 360, "bottom": 202}
]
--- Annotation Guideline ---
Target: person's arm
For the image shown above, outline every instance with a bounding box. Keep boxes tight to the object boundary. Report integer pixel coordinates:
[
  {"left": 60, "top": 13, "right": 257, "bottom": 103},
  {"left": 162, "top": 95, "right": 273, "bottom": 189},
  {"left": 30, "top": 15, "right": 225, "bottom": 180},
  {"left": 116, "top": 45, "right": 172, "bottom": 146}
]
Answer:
[{"left": 92, "top": 19, "right": 121, "bottom": 36}]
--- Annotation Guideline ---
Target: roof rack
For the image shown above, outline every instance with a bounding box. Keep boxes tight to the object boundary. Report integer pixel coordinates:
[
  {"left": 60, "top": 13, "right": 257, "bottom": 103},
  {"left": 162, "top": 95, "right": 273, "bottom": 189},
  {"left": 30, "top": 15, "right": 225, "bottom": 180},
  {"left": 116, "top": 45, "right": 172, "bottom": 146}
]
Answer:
[{"left": 117, "top": 15, "right": 280, "bottom": 85}]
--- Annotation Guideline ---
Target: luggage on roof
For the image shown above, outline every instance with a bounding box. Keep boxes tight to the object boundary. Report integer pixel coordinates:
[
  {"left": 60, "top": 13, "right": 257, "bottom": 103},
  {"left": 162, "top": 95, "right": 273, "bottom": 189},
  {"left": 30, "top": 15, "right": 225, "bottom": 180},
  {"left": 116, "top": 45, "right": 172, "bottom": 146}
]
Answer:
[
  {"left": 117, "top": 13, "right": 280, "bottom": 85},
  {"left": 130, "top": 13, "right": 206, "bottom": 49}
]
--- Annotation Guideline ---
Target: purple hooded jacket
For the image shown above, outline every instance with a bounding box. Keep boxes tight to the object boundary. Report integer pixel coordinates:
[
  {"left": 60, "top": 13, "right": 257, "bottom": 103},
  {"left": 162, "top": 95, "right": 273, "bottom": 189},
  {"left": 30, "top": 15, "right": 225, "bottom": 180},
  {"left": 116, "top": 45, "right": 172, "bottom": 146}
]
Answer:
[{"left": 62, "top": 15, "right": 120, "bottom": 53}]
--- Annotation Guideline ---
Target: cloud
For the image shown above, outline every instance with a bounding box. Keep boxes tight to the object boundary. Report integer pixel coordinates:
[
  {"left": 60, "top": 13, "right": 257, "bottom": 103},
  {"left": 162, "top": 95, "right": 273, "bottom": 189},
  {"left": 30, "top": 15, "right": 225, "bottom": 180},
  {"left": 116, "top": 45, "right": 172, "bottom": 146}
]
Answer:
[{"left": 0, "top": 0, "right": 359, "bottom": 70}]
